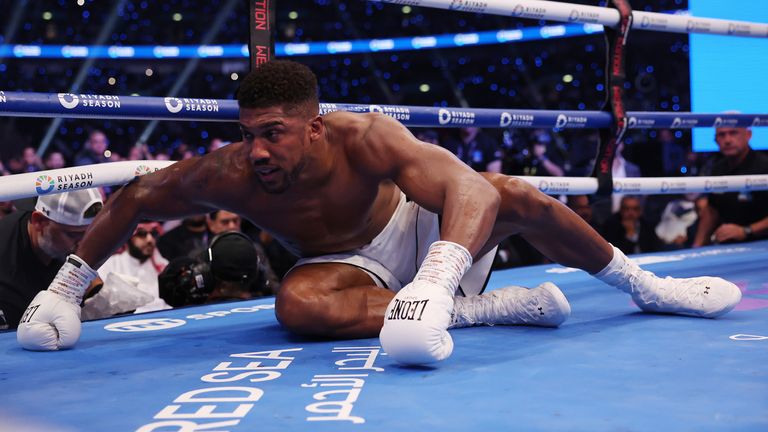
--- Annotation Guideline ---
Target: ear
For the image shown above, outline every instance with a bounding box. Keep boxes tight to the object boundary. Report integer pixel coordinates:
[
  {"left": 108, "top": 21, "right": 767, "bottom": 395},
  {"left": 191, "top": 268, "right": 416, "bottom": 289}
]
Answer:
[
  {"left": 30, "top": 211, "right": 51, "bottom": 229},
  {"left": 309, "top": 115, "right": 324, "bottom": 141}
]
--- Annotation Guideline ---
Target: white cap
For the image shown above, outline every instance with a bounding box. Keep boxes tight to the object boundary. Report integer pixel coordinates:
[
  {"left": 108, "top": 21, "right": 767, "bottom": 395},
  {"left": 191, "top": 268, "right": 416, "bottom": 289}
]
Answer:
[{"left": 35, "top": 189, "right": 103, "bottom": 226}]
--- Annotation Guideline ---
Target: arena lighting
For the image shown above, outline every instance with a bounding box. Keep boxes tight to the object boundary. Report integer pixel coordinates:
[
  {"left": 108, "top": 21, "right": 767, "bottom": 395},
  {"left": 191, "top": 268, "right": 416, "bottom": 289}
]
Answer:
[{"left": 0, "top": 23, "right": 605, "bottom": 60}]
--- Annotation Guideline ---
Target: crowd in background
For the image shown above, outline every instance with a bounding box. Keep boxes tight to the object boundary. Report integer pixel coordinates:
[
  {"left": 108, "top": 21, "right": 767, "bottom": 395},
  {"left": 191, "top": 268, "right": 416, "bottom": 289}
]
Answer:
[{"left": 1, "top": 0, "right": 766, "bottom": 324}]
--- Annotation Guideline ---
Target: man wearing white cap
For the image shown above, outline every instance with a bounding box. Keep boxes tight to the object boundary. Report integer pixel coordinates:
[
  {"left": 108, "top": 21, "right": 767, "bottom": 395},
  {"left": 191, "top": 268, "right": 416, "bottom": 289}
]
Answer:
[{"left": 0, "top": 189, "right": 102, "bottom": 330}]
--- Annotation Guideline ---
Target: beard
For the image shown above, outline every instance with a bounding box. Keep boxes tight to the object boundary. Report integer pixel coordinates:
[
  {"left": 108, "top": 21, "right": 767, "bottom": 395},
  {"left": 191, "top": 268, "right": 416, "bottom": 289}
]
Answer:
[
  {"left": 38, "top": 229, "right": 68, "bottom": 262},
  {"left": 256, "top": 156, "right": 306, "bottom": 194},
  {"left": 127, "top": 240, "right": 152, "bottom": 262}
]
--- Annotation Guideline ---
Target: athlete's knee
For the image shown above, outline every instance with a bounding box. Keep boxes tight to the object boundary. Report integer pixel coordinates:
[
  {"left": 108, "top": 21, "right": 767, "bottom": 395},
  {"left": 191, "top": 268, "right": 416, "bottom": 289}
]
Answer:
[
  {"left": 495, "top": 176, "right": 556, "bottom": 221},
  {"left": 275, "top": 281, "right": 319, "bottom": 333}
]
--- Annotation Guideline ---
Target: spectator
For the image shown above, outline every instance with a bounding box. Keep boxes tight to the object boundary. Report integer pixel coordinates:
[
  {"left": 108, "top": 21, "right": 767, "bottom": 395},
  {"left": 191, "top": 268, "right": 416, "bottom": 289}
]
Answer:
[
  {"left": 693, "top": 126, "right": 768, "bottom": 246},
  {"left": 127, "top": 144, "right": 154, "bottom": 161},
  {"left": 443, "top": 127, "right": 502, "bottom": 172},
  {"left": 600, "top": 195, "right": 661, "bottom": 255},
  {"left": 592, "top": 140, "right": 642, "bottom": 226},
  {"left": 205, "top": 210, "right": 281, "bottom": 293},
  {"left": 655, "top": 193, "right": 701, "bottom": 250},
  {"left": 611, "top": 141, "right": 642, "bottom": 212},
  {"left": 0, "top": 189, "right": 103, "bottom": 329},
  {"left": 0, "top": 201, "right": 15, "bottom": 219},
  {"left": 74, "top": 130, "right": 111, "bottom": 166},
  {"left": 94, "top": 221, "right": 171, "bottom": 315},
  {"left": 502, "top": 129, "right": 565, "bottom": 177},
  {"left": 22, "top": 147, "right": 44, "bottom": 172},
  {"left": 157, "top": 215, "right": 208, "bottom": 261},
  {"left": 0, "top": 160, "right": 11, "bottom": 176},
  {"left": 567, "top": 194, "right": 600, "bottom": 230},
  {"left": 44, "top": 151, "right": 67, "bottom": 170},
  {"left": 659, "top": 129, "right": 687, "bottom": 177},
  {"left": 207, "top": 209, "right": 242, "bottom": 235},
  {"left": 208, "top": 138, "right": 230, "bottom": 153}
]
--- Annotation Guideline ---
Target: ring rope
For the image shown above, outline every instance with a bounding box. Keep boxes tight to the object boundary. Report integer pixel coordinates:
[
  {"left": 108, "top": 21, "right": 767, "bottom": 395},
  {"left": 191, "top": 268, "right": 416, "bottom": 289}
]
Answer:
[
  {"left": 373, "top": 0, "right": 768, "bottom": 38},
  {"left": 0, "top": 161, "right": 765, "bottom": 201},
  {"left": 1, "top": 91, "right": 766, "bottom": 129},
  {"left": 0, "top": 161, "right": 173, "bottom": 201}
]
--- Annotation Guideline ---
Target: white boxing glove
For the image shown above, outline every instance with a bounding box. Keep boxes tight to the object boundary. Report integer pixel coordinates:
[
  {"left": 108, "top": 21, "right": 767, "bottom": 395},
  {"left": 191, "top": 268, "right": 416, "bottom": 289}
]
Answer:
[
  {"left": 380, "top": 241, "right": 472, "bottom": 365},
  {"left": 17, "top": 254, "right": 98, "bottom": 351}
]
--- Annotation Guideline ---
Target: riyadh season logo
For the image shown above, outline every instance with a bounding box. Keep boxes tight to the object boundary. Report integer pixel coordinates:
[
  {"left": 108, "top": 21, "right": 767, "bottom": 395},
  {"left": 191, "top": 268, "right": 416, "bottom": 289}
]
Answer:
[
  {"left": 104, "top": 318, "right": 187, "bottom": 332},
  {"left": 35, "top": 175, "right": 55, "bottom": 194},
  {"left": 164, "top": 97, "right": 183, "bottom": 114},
  {"left": 57, "top": 93, "right": 79, "bottom": 109},
  {"left": 745, "top": 177, "right": 768, "bottom": 190},
  {"left": 499, "top": 111, "right": 534, "bottom": 127},
  {"left": 57, "top": 93, "right": 120, "bottom": 109},
  {"left": 713, "top": 117, "right": 739, "bottom": 128},
  {"left": 163, "top": 97, "right": 220, "bottom": 113},
  {"left": 704, "top": 180, "right": 729, "bottom": 192},
  {"left": 537, "top": 179, "right": 571, "bottom": 194},
  {"left": 670, "top": 117, "right": 698, "bottom": 128},
  {"left": 438, "top": 108, "right": 475, "bottom": 125},
  {"left": 368, "top": 104, "right": 410, "bottom": 121},
  {"left": 134, "top": 165, "right": 152, "bottom": 176},
  {"left": 555, "top": 114, "right": 588, "bottom": 129}
]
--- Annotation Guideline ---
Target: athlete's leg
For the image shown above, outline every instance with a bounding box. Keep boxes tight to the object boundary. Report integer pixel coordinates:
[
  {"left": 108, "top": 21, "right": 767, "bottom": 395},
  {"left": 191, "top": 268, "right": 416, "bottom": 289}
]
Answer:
[
  {"left": 275, "top": 263, "right": 394, "bottom": 338},
  {"left": 477, "top": 172, "right": 740, "bottom": 318},
  {"left": 478, "top": 172, "right": 612, "bottom": 273}
]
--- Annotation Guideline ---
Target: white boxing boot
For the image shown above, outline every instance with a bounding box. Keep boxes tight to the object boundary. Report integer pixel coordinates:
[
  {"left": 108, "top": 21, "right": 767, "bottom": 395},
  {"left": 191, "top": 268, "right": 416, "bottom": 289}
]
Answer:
[
  {"left": 450, "top": 282, "right": 571, "bottom": 329},
  {"left": 594, "top": 246, "right": 741, "bottom": 318}
]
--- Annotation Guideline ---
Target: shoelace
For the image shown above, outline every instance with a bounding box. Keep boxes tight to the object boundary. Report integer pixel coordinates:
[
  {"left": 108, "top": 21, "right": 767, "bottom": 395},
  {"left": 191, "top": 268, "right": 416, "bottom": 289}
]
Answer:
[{"left": 632, "top": 273, "right": 707, "bottom": 310}]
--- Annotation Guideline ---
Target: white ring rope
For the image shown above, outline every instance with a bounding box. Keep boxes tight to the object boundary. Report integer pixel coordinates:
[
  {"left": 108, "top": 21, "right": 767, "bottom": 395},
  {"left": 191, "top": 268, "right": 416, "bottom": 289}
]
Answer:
[
  {"left": 374, "top": 0, "right": 768, "bottom": 37},
  {"left": 0, "top": 161, "right": 765, "bottom": 201},
  {"left": 0, "top": 161, "right": 174, "bottom": 201}
]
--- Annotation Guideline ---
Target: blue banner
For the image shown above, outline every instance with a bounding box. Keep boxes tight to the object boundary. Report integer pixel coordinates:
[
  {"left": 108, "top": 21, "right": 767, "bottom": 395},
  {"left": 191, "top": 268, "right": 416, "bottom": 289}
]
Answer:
[{"left": 0, "top": 91, "right": 765, "bottom": 129}]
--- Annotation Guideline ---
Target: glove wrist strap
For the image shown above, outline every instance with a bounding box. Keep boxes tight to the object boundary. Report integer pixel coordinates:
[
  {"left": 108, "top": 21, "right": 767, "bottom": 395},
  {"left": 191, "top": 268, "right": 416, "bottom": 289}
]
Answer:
[
  {"left": 414, "top": 241, "right": 473, "bottom": 294},
  {"left": 49, "top": 254, "right": 98, "bottom": 305}
]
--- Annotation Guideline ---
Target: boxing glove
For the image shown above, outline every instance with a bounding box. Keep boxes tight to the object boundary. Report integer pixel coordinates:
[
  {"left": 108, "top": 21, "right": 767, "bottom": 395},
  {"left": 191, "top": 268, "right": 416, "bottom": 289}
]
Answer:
[
  {"left": 17, "top": 254, "right": 98, "bottom": 351},
  {"left": 380, "top": 241, "right": 472, "bottom": 365}
]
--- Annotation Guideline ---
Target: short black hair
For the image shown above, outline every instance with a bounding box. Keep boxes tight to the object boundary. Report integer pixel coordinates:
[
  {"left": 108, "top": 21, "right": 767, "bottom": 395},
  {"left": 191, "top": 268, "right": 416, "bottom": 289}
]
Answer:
[{"left": 237, "top": 60, "right": 319, "bottom": 117}]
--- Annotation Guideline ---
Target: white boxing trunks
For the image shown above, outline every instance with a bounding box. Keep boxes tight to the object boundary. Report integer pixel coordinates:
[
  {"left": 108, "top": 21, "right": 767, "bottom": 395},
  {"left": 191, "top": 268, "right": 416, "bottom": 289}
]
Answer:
[{"left": 293, "top": 193, "right": 497, "bottom": 296}]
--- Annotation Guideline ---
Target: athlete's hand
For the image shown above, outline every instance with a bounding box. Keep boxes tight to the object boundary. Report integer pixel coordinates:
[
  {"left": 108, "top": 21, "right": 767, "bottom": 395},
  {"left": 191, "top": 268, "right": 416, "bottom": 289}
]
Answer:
[
  {"left": 17, "top": 255, "right": 98, "bottom": 351},
  {"left": 17, "top": 290, "right": 82, "bottom": 350},
  {"left": 380, "top": 278, "right": 456, "bottom": 364},
  {"left": 379, "top": 241, "right": 472, "bottom": 365}
]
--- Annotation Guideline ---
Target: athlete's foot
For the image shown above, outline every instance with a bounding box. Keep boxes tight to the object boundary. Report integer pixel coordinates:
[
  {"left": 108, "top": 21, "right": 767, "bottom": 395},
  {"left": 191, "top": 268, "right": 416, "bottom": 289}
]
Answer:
[
  {"left": 450, "top": 282, "right": 571, "bottom": 328},
  {"left": 630, "top": 274, "right": 742, "bottom": 318}
]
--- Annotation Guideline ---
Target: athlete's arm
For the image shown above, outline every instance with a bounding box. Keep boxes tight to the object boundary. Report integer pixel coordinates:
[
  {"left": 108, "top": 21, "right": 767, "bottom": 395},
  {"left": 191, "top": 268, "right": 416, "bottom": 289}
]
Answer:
[
  {"left": 76, "top": 155, "right": 219, "bottom": 268},
  {"left": 351, "top": 113, "right": 500, "bottom": 257},
  {"left": 351, "top": 114, "right": 499, "bottom": 364},
  {"left": 16, "top": 150, "right": 239, "bottom": 351}
]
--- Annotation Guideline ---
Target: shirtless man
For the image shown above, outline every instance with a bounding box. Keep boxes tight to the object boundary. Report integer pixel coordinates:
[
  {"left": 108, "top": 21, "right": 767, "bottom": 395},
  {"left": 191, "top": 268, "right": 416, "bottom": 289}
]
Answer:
[{"left": 17, "top": 61, "right": 741, "bottom": 365}]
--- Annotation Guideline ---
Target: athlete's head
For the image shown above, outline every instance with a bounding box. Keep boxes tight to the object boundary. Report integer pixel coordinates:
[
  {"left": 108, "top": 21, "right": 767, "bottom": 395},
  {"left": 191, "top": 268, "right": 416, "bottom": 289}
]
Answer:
[{"left": 237, "top": 60, "right": 323, "bottom": 194}]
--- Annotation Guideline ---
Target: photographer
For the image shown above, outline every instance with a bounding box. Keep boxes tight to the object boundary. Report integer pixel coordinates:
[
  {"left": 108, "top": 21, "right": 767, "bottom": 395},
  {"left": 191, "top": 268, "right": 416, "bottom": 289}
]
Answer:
[
  {"left": 159, "top": 231, "right": 274, "bottom": 307},
  {"left": 502, "top": 129, "right": 565, "bottom": 177}
]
